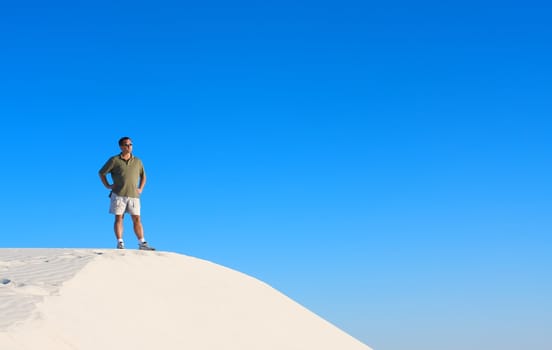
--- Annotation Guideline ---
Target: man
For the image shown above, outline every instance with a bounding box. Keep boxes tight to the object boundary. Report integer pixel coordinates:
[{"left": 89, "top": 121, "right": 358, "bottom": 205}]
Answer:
[{"left": 99, "top": 137, "right": 155, "bottom": 250}]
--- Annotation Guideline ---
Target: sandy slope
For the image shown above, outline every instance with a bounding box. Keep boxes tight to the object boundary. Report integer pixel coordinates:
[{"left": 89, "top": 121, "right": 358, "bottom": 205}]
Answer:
[{"left": 0, "top": 249, "right": 371, "bottom": 350}]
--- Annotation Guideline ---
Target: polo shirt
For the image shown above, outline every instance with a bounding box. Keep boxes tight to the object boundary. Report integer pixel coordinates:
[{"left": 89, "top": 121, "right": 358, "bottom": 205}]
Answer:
[{"left": 99, "top": 154, "right": 145, "bottom": 198}]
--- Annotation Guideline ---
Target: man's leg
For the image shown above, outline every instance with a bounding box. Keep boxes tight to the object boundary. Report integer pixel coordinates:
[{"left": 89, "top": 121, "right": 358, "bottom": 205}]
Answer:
[
  {"left": 131, "top": 215, "right": 144, "bottom": 241},
  {"left": 114, "top": 214, "right": 124, "bottom": 240},
  {"left": 132, "top": 215, "right": 155, "bottom": 250}
]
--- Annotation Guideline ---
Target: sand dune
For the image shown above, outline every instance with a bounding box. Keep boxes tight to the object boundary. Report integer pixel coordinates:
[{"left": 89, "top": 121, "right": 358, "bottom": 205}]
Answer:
[{"left": 0, "top": 249, "right": 371, "bottom": 350}]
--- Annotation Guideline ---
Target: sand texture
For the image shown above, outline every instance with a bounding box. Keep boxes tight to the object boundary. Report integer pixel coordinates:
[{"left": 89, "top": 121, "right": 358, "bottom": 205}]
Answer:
[{"left": 0, "top": 249, "right": 371, "bottom": 350}]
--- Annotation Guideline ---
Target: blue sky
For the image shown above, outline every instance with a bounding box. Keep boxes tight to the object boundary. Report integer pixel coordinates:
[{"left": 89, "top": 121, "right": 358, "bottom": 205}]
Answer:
[{"left": 1, "top": 1, "right": 551, "bottom": 349}]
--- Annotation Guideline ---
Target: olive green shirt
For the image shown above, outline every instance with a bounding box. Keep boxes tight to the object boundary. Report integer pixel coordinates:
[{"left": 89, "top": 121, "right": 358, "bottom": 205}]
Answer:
[{"left": 99, "top": 154, "right": 145, "bottom": 198}]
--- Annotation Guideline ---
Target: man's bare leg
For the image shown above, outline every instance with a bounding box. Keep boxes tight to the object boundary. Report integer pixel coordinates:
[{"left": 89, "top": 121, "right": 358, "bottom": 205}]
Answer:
[
  {"left": 114, "top": 214, "right": 124, "bottom": 240},
  {"left": 131, "top": 215, "right": 144, "bottom": 241},
  {"left": 132, "top": 215, "right": 154, "bottom": 250}
]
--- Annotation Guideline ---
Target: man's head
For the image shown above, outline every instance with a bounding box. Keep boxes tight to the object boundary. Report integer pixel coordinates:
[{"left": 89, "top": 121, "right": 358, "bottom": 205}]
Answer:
[
  {"left": 118, "top": 137, "right": 132, "bottom": 146},
  {"left": 118, "top": 137, "right": 133, "bottom": 153}
]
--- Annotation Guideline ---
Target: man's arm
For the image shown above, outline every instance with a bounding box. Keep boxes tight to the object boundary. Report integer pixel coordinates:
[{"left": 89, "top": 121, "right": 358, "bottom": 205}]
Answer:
[
  {"left": 99, "top": 173, "right": 113, "bottom": 190},
  {"left": 137, "top": 173, "right": 146, "bottom": 195}
]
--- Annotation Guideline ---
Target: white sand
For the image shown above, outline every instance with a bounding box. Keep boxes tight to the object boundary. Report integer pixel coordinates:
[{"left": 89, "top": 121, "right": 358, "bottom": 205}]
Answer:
[{"left": 0, "top": 249, "right": 371, "bottom": 350}]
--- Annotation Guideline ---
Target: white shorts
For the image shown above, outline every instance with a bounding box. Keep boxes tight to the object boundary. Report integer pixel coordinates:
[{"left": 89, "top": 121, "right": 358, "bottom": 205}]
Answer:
[{"left": 109, "top": 193, "right": 141, "bottom": 216}]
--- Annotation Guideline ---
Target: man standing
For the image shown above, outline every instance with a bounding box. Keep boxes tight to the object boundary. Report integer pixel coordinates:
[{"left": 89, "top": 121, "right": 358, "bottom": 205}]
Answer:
[{"left": 99, "top": 137, "right": 155, "bottom": 250}]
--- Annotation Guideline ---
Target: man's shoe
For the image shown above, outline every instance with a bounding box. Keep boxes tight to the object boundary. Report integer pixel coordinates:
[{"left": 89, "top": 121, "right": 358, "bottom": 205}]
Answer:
[
  {"left": 117, "top": 242, "right": 125, "bottom": 249},
  {"left": 139, "top": 242, "right": 156, "bottom": 251}
]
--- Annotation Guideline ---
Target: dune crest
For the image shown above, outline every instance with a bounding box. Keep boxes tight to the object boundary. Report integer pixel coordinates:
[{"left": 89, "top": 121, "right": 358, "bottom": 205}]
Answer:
[{"left": 0, "top": 249, "right": 371, "bottom": 350}]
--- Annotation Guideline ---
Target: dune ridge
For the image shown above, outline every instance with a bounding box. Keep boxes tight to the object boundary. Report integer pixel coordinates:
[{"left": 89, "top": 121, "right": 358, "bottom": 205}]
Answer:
[{"left": 0, "top": 249, "right": 371, "bottom": 350}]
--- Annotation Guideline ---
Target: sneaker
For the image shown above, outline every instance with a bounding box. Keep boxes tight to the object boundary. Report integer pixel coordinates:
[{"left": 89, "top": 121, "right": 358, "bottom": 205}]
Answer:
[
  {"left": 117, "top": 241, "right": 125, "bottom": 249},
  {"left": 139, "top": 242, "right": 156, "bottom": 251}
]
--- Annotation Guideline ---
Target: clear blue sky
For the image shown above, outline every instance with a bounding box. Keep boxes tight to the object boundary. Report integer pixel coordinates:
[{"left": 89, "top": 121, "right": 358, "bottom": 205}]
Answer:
[{"left": 1, "top": 1, "right": 551, "bottom": 349}]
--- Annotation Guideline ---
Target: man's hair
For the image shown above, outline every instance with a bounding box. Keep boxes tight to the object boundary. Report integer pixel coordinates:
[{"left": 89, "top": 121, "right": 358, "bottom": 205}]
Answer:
[{"left": 118, "top": 137, "right": 131, "bottom": 146}]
